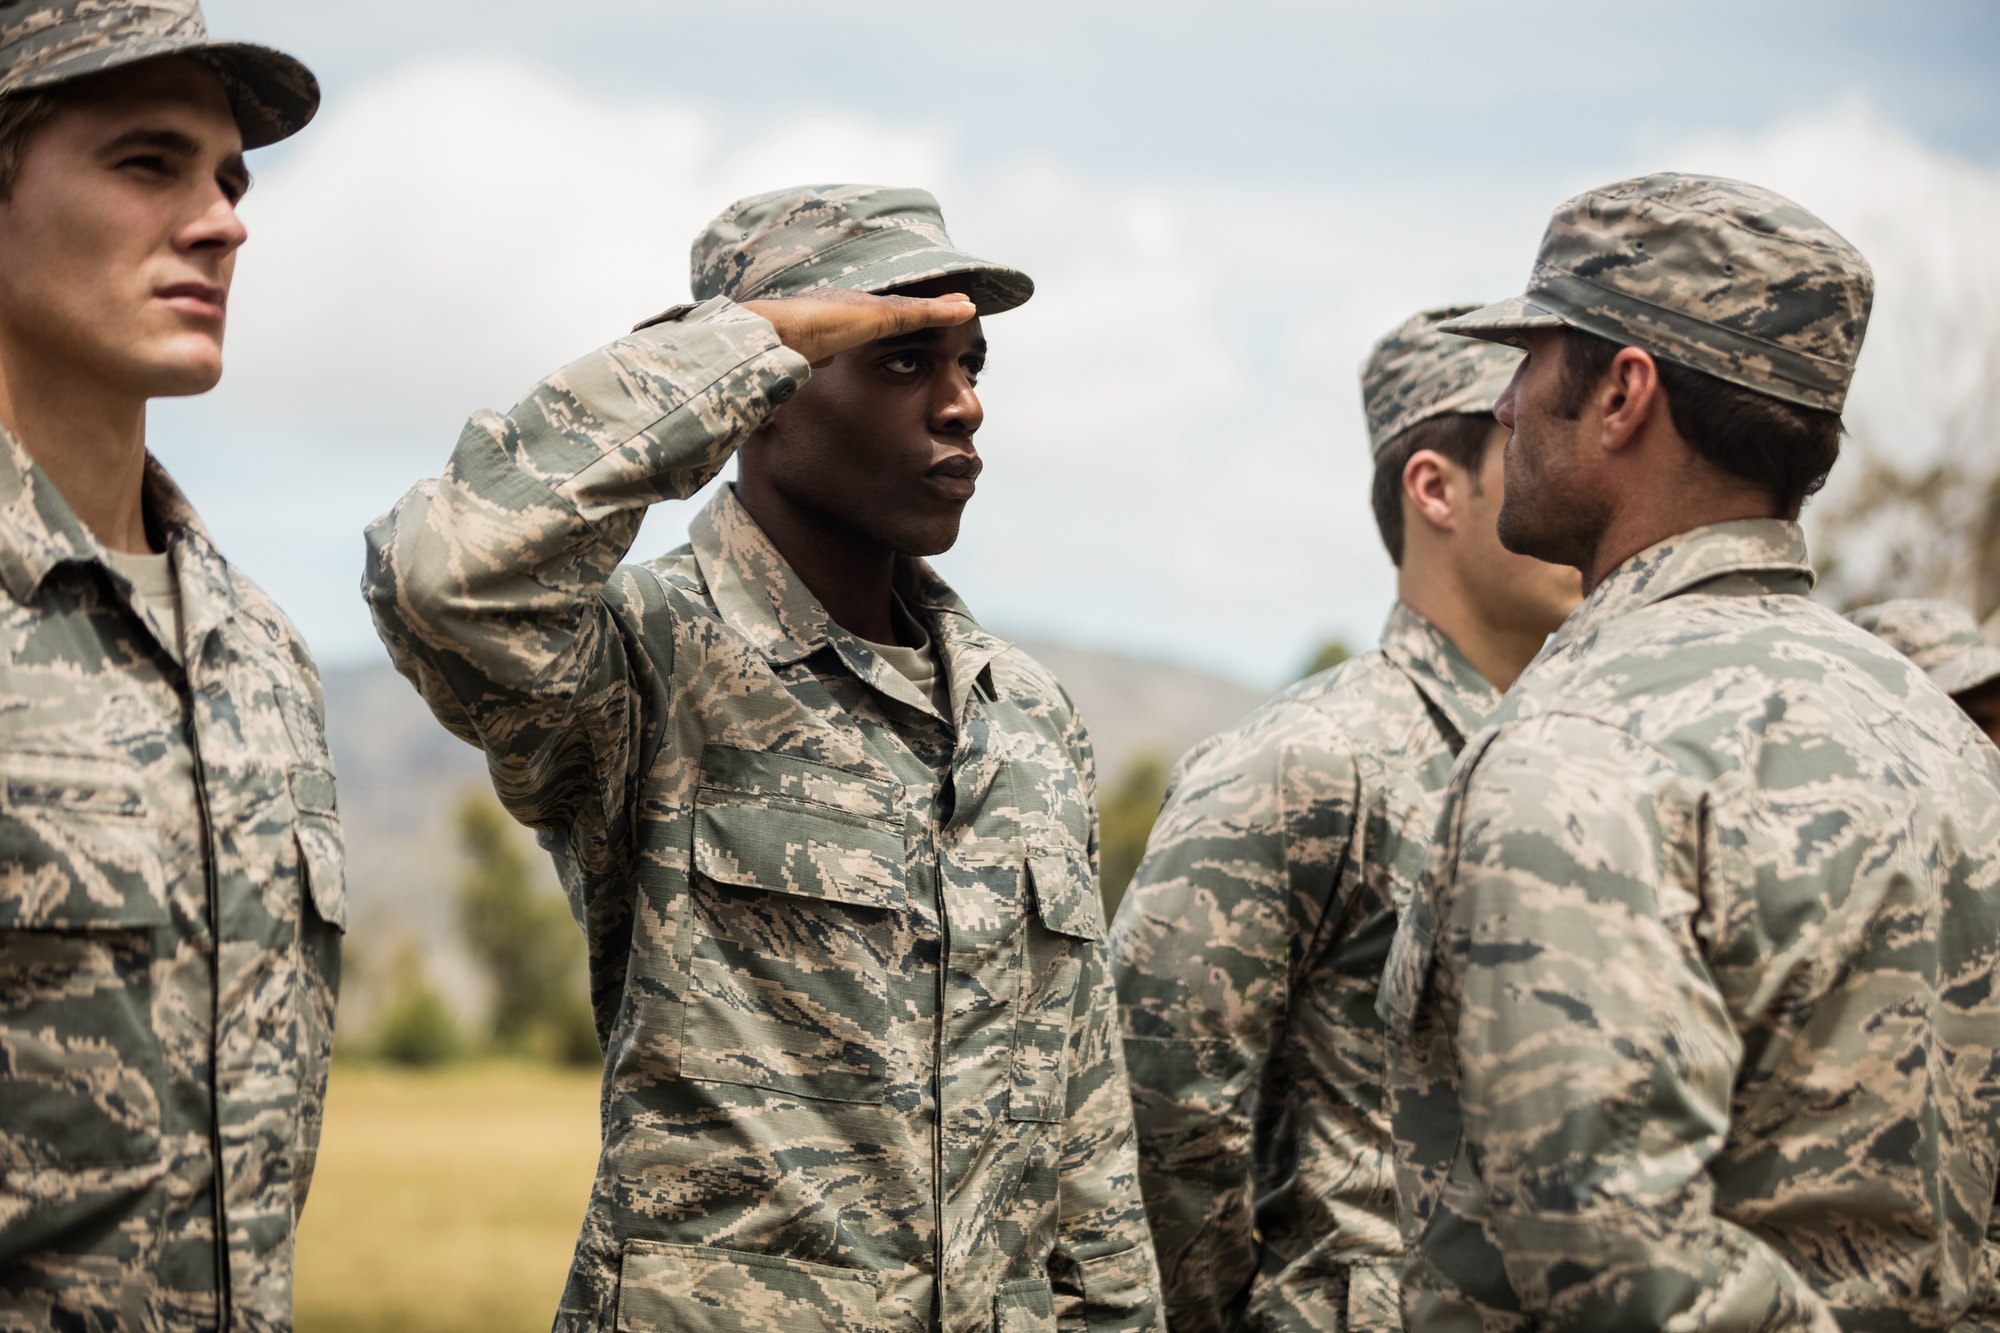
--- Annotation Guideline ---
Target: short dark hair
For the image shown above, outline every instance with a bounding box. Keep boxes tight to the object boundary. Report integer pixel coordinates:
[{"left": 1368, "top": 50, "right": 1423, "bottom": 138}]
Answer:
[
  {"left": 0, "top": 88, "right": 66, "bottom": 200},
  {"left": 1556, "top": 328, "right": 1843, "bottom": 517},
  {"left": 1370, "top": 412, "right": 1497, "bottom": 566}
]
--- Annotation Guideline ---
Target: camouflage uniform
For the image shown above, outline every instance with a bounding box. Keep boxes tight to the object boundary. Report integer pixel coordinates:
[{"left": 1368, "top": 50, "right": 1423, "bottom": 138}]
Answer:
[
  {"left": 362, "top": 187, "right": 1160, "bottom": 1333},
  {"left": 1110, "top": 307, "right": 1518, "bottom": 1333},
  {"left": 0, "top": 7, "right": 334, "bottom": 1331},
  {"left": 1381, "top": 175, "right": 2000, "bottom": 1329}
]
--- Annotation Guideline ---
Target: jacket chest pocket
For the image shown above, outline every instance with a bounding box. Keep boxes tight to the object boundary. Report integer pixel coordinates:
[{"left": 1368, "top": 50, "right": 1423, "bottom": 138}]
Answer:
[
  {"left": 0, "top": 761, "right": 169, "bottom": 1173},
  {"left": 682, "top": 752, "right": 907, "bottom": 1105},
  {"left": 1009, "top": 849, "right": 1101, "bottom": 1123}
]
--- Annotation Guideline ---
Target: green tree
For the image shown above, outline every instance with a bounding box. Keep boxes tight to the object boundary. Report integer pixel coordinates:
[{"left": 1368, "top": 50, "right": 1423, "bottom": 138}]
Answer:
[
  {"left": 1098, "top": 751, "right": 1171, "bottom": 924},
  {"left": 455, "top": 794, "right": 598, "bottom": 1064},
  {"left": 1299, "top": 638, "right": 1352, "bottom": 681},
  {"left": 373, "top": 942, "right": 463, "bottom": 1067}
]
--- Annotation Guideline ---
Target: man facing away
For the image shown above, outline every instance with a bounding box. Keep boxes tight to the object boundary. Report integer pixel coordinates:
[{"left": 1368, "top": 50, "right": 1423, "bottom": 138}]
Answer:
[
  {"left": 1379, "top": 173, "right": 2000, "bottom": 1330},
  {"left": 0, "top": 4, "right": 340, "bottom": 1331},
  {"left": 1850, "top": 599, "right": 2000, "bottom": 747},
  {"left": 1110, "top": 307, "right": 1580, "bottom": 1331},
  {"left": 362, "top": 185, "right": 1162, "bottom": 1333}
]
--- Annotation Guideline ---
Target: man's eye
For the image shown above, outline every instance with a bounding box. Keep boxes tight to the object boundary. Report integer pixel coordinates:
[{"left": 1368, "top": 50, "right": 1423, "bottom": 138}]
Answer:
[
  {"left": 882, "top": 353, "right": 922, "bottom": 375},
  {"left": 962, "top": 359, "right": 985, "bottom": 384},
  {"left": 121, "top": 154, "right": 170, "bottom": 175}
]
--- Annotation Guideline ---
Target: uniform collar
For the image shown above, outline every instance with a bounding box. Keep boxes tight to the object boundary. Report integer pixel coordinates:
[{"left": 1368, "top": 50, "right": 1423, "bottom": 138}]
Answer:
[
  {"left": 689, "top": 485, "right": 1011, "bottom": 722},
  {"left": 0, "top": 425, "right": 240, "bottom": 656},
  {"left": 1548, "top": 518, "right": 1815, "bottom": 657},
  {"left": 1379, "top": 601, "right": 1499, "bottom": 747}
]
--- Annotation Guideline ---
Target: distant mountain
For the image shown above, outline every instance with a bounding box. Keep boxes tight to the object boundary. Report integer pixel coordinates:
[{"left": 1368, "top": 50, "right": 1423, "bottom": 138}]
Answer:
[{"left": 320, "top": 641, "right": 1272, "bottom": 1024}]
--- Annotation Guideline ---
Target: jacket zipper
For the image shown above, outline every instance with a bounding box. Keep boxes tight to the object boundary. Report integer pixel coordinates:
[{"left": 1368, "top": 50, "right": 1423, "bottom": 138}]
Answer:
[{"left": 189, "top": 699, "right": 231, "bottom": 1331}]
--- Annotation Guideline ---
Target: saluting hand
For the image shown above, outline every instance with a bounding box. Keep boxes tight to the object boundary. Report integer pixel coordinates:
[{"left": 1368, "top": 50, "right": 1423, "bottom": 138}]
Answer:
[{"left": 744, "top": 288, "right": 976, "bottom": 367}]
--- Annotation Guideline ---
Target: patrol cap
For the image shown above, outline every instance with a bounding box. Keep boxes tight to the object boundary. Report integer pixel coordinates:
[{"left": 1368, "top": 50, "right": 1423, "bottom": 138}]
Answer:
[
  {"left": 689, "top": 184, "right": 1033, "bottom": 315},
  {"left": 1849, "top": 599, "right": 2000, "bottom": 699},
  {"left": 0, "top": 0, "right": 317, "bottom": 150},
  {"left": 1361, "top": 304, "right": 1521, "bottom": 457},
  {"left": 1441, "top": 173, "right": 1873, "bottom": 413}
]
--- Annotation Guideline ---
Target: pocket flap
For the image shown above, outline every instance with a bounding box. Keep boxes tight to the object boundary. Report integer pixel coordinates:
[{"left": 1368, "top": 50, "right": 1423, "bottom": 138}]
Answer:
[
  {"left": 295, "top": 819, "right": 348, "bottom": 932},
  {"left": 0, "top": 761, "right": 167, "bottom": 930},
  {"left": 1027, "top": 852, "right": 1101, "bottom": 941},
  {"left": 289, "top": 763, "right": 338, "bottom": 817},
  {"left": 994, "top": 1276, "right": 1055, "bottom": 1333},
  {"left": 617, "top": 1240, "right": 878, "bottom": 1333},
  {"left": 694, "top": 799, "right": 904, "bottom": 911}
]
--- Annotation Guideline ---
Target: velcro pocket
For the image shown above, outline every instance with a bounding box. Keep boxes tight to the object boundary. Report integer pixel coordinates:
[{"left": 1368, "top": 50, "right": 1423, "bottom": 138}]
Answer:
[
  {"left": 617, "top": 1240, "right": 879, "bottom": 1333},
  {"left": 683, "top": 767, "right": 907, "bottom": 1104},
  {"left": 0, "top": 758, "right": 167, "bottom": 930},
  {"left": 993, "top": 1276, "right": 1055, "bottom": 1333},
  {"left": 1077, "top": 1245, "right": 1161, "bottom": 1331},
  {"left": 294, "top": 815, "right": 348, "bottom": 933},
  {"left": 1027, "top": 851, "right": 1100, "bottom": 941}
]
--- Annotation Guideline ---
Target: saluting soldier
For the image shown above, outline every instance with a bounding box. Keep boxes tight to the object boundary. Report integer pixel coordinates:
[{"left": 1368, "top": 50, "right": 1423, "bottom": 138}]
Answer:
[
  {"left": 1110, "top": 308, "right": 1579, "bottom": 1331},
  {"left": 0, "top": 4, "right": 341, "bottom": 1330},
  {"left": 1850, "top": 598, "right": 2000, "bottom": 746},
  {"left": 1379, "top": 174, "right": 2000, "bottom": 1330},
  {"left": 363, "top": 185, "right": 1163, "bottom": 1333}
]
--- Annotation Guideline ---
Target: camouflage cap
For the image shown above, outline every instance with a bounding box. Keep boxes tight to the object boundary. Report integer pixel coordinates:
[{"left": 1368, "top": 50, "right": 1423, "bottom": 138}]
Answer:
[
  {"left": 689, "top": 184, "right": 1033, "bottom": 315},
  {"left": 1360, "top": 304, "right": 1521, "bottom": 457},
  {"left": 1849, "top": 599, "right": 2000, "bottom": 699},
  {"left": 1441, "top": 173, "right": 1873, "bottom": 413},
  {"left": 0, "top": 0, "right": 317, "bottom": 150}
]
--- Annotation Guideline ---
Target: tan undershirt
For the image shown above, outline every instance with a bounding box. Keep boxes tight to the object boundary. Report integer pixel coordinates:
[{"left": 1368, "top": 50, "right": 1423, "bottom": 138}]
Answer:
[
  {"left": 107, "top": 546, "right": 184, "bottom": 665},
  {"left": 860, "top": 599, "right": 950, "bottom": 717}
]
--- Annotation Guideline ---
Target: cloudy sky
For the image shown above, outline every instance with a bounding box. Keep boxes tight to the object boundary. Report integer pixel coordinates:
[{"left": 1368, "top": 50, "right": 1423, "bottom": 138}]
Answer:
[{"left": 157, "top": 1, "right": 2000, "bottom": 686}]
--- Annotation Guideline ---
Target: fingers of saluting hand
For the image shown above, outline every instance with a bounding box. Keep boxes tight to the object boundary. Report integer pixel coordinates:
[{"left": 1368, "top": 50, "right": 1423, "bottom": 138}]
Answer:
[{"left": 744, "top": 290, "right": 977, "bottom": 367}]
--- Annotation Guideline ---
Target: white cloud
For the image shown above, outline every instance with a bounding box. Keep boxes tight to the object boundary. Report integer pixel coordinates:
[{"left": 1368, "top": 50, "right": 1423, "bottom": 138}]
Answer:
[{"left": 148, "top": 60, "right": 2000, "bottom": 687}]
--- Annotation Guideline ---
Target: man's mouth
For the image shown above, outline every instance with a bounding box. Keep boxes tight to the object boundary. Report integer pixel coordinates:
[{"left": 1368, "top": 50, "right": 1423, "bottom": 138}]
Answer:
[
  {"left": 926, "top": 452, "right": 981, "bottom": 501},
  {"left": 157, "top": 281, "right": 227, "bottom": 321}
]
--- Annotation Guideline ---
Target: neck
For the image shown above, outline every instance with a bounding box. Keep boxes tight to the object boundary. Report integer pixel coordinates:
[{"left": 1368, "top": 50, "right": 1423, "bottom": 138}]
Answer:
[
  {"left": 1397, "top": 566, "right": 1546, "bottom": 692},
  {"left": 1582, "top": 485, "right": 1776, "bottom": 595},
  {"left": 731, "top": 482, "right": 900, "bottom": 644},
  {"left": 0, "top": 341, "right": 152, "bottom": 553}
]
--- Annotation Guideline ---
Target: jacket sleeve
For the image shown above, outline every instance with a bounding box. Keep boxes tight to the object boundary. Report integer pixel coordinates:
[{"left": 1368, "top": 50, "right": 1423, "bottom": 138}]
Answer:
[
  {"left": 1048, "top": 704, "right": 1168, "bottom": 1333},
  {"left": 1433, "top": 713, "right": 1837, "bottom": 1332},
  {"left": 1107, "top": 712, "right": 1357, "bottom": 1333},
  {"left": 360, "top": 298, "right": 808, "bottom": 865}
]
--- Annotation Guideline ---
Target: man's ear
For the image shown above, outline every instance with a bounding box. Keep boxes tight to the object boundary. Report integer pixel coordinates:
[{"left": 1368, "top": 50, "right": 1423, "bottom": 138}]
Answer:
[
  {"left": 1598, "top": 346, "right": 1663, "bottom": 455},
  {"left": 1401, "top": 449, "right": 1456, "bottom": 536}
]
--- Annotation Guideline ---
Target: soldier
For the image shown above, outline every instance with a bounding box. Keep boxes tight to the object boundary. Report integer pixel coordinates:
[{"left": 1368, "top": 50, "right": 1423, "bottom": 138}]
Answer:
[
  {"left": 1850, "top": 599, "right": 2000, "bottom": 745},
  {"left": 1378, "top": 173, "right": 2000, "bottom": 1329},
  {"left": 0, "top": 4, "right": 339, "bottom": 1331},
  {"left": 1110, "top": 308, "right": 1580, "bottom": 1332},
  {"left": 362, "top": 185, "right": 1162, "bottom": 1333}
]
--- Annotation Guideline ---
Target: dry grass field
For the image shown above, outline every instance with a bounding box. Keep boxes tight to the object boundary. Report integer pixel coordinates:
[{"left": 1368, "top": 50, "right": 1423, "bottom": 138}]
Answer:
[{"left": 294, "top": 1061, "right": 601, "bottom": 1333}]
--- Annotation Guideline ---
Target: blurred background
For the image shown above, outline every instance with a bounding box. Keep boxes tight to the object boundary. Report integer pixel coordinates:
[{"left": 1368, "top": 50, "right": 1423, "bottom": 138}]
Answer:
[{"left": 170, "top": 2, "right": 2000, "bottom": 1328}]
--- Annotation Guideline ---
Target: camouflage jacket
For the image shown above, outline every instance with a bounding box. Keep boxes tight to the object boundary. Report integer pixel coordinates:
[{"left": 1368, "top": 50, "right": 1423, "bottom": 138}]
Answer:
[
  {"left": 0, "top": 431, "right": 345, "bottom": 1331},
  {"left": 1112, "top": 604, "right": 1496, "bottom": 1333},
  {"left": 362, "top": 298, "right": 1162, "bottom": 1333},
  {"left": 1379, "top": 520, "right": 2000, "bottom": 1331}
]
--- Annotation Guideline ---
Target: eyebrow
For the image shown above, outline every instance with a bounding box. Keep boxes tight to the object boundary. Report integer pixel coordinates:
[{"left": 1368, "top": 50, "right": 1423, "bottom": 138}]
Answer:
[{"left": 102, "top": 127, "right": 252, "bottom": 195}]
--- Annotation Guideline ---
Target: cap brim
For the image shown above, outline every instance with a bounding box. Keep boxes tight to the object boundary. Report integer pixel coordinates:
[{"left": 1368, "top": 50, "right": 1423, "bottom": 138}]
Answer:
[
  {"left": 188, "top": 42, "right": 320, "bottom": 149},
  {"left": 821, "top": 251, "right": 1034, "bottom": 316},
  {"left": 10, "top": 39, "right": 318, "bottom": 150},
  {"left": 1436, "top": 295, "right": 1570, "bottom": 348}
]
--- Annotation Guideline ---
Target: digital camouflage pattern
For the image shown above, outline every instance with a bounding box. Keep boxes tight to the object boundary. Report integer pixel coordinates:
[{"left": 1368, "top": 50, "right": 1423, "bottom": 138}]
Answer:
[
  {"left": 0, "top": 430, "right": 345, "bottom": 1330},
  {"left": 1441, "top": 173, "right": 1873, "bottom": 412},
  {"left": 0, "top": 0, "right": 318, "bottom": 149},
  {"left": 1112, "top": 604, "right": 1497, "bottom": 1333},
  {"left": 363, "top": 296, "right": 1161, "bottom": 1333},
  {"left": 1379, "top": 519, "right": 2000, "bottom": 1331},
  {"left": 684, "top": 184, "right": 1034, "bottom": 316},
  {"left": 1850, "top": 598, "right": 2000, "bottom": 700},
  {"left": 1359, "top": 306, "right": 1521, "bottom": 456}
]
